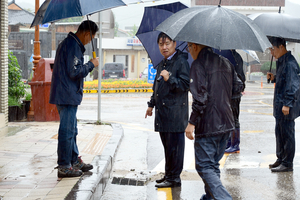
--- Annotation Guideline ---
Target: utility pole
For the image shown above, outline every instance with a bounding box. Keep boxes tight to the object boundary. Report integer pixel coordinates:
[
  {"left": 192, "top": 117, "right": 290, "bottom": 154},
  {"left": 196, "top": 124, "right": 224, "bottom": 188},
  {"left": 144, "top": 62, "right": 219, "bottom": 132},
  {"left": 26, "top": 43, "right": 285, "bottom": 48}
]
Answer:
[{"left": 28, "top": 0, "right": 41, "bottom": 121}]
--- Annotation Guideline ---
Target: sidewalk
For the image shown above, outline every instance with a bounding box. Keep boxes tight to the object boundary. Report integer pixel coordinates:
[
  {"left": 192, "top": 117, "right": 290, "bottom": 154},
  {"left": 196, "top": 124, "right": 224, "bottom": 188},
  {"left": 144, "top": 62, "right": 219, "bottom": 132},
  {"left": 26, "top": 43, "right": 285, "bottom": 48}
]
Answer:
[{"left": 0, "top": 121, "right": 123, "bottom": 200}]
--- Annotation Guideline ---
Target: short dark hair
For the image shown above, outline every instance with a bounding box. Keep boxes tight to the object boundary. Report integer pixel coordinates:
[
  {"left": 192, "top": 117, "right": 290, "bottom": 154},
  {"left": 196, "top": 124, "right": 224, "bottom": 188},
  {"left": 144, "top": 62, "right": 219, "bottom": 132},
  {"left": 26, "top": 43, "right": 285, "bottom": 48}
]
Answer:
[
  {"left": 77, "top": 20, "right": 99, "bottom": 35},
  {"left": 268, "top": 36, "right": 286, "bottom": 48},
  {"left": 157, "top": 32, "right": 174, "bottom": 44}
]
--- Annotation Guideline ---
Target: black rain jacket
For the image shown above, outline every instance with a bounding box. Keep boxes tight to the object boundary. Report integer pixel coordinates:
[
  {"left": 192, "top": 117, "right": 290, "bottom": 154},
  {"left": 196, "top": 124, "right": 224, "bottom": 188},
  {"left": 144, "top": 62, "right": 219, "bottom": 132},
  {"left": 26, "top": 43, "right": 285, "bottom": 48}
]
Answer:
[
  {"left": 148, "top": 50, "right": 190, "bottom": 132},
  {"left": 189, "top": 47, "right": 243, "bottom": 138},
  {"left": 273, "top": 51, "right": 300, "bottom": 120}
]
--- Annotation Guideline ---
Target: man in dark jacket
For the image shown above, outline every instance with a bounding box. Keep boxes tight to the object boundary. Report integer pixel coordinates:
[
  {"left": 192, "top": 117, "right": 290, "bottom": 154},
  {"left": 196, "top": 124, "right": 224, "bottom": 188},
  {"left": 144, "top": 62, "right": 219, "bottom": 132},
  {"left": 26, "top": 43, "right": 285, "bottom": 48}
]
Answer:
[
  {"left": 225, "top": 50, "right": 246, "bottom": 153},
  {"left": 145, "top": 32, "right": 190, "bottom": 188},
  {"left": 267, "top": 37, "right": 300, "bottom": 172},
  {"left": 49, "top": 20, "right": 99, "bottom": 178},
  {"left": 185, "top": 43, "right": 243, "bottom": 200}
]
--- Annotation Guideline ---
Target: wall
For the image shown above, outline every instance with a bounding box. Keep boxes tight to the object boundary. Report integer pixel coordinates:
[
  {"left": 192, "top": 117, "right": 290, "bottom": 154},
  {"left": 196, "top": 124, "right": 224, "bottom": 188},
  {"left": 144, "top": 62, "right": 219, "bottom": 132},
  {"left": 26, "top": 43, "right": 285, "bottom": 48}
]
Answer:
[{"left": 0, "top": 0, "right": 8, "bottom": 127}]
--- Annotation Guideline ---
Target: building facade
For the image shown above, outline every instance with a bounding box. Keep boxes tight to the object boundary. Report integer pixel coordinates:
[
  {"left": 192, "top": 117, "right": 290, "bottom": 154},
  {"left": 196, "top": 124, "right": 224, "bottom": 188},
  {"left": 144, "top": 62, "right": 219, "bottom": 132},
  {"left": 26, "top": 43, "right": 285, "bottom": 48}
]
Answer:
[{"left": 0, "top": 0, "right": 8, "bottom": 128}]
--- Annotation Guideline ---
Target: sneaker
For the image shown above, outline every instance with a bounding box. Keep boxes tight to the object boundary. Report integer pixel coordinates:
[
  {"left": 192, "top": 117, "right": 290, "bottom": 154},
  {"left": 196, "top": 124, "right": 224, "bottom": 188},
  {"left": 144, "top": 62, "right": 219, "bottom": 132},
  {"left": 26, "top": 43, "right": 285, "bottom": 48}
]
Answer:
[
  {"left": 56, "top": 166, "right": 82, "bottom": 178},
  {"left": 73, "top": 156, "right": 93, "bottom": 172}
]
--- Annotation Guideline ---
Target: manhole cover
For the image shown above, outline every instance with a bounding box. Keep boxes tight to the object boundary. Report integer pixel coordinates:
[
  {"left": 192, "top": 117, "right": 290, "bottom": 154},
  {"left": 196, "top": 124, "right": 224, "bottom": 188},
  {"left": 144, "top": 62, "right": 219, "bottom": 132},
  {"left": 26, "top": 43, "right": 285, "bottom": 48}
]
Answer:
[{"left": 111, "top": 177, "right": 147, "bottom": 186}]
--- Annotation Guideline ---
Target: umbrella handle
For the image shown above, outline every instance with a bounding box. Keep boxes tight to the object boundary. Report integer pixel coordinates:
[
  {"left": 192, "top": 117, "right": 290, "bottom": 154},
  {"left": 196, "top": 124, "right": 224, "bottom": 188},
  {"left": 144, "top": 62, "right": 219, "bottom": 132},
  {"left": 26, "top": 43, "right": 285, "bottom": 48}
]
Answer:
[
  {"left": 267, "top": 56, "right": 273, "bottom": 84},
  {"left": 87, "top": 15, "right": 96, "bottom": 58}
]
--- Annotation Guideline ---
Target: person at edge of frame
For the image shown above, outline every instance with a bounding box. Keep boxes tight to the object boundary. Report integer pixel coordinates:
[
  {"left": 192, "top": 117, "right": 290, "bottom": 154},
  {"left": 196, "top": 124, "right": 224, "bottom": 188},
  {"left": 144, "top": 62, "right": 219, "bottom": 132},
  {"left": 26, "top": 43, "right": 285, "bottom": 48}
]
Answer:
[{"left": 267, "top": 36, "right": 300, "bottom": 173}]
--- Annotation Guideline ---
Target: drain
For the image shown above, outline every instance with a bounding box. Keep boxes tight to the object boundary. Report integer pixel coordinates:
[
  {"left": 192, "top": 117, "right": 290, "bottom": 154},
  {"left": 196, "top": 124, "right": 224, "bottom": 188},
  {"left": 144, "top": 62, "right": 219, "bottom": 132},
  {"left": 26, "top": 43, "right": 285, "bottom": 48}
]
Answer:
[{"left": 111, "top": 177, "right": 147, "bottom": 186}]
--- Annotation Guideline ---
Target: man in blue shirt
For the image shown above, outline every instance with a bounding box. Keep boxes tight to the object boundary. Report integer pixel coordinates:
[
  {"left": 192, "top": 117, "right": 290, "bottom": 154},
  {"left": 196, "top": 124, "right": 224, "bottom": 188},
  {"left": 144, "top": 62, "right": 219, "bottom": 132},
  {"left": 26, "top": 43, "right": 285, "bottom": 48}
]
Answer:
[
  {"left": 50, "top": 20, "right": 99, "bottom": 178},
  {"left": 267, "top": 37, "right": 300, "bottom": 172}
]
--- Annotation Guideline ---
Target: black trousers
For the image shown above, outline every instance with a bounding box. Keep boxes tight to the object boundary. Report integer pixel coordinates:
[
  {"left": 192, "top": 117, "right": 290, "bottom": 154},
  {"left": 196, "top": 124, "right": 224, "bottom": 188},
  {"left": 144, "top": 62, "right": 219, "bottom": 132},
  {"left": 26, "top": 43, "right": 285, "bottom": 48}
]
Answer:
[
  {"left": 275, "top": 118, "right": 295, "bottom": 167},
  {"left": 231, "top": 98, "right": 241, "bottom": 128},
  {"left": 159, "top": 132, "right": 185, "bottom": 183}
]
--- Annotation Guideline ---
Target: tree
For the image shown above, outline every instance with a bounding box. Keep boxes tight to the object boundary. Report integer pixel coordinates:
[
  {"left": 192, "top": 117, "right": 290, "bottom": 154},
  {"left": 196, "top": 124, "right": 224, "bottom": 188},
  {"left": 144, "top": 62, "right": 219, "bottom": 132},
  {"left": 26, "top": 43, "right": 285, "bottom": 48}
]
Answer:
[
  {"left": 129, "top": 24, "right": 138, "bottom": 37},
  {"left": 114, "top": 22, "right": 119, "bottom": 37}
]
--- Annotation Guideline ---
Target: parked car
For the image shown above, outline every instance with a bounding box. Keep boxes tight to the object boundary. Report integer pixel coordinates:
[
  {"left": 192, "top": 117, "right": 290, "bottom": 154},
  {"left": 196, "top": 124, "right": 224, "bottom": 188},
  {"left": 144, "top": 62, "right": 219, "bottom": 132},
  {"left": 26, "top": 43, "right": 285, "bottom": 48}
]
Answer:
[
  {"left": 139, "top": 67, "right": 148, "bottom": 79},
  {"left": 102, "top": 63, "right": 127, "bottom": 79}
]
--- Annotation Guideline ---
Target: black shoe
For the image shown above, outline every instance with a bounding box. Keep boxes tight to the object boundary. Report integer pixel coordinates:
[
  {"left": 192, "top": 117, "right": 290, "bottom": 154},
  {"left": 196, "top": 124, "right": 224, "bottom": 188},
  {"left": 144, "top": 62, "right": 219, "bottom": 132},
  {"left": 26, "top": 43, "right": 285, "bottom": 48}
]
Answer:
[
  {"left": 269, "top": 161, "right": 281, "bottom": 169},
  {"left": 155, "top": 180, "right": 181, "bottom": 188},
  {"left": 57, "top": 167, "right": 82, "bottom": 178},
  {"left": 156, "top": 177, "right": 165, "bottom": 183},
  {"left": 271, "top": 164, "right": 293, "bottom": 172},
  {"left": 73, "top": 156, "right": 93, "bottom": 172}
]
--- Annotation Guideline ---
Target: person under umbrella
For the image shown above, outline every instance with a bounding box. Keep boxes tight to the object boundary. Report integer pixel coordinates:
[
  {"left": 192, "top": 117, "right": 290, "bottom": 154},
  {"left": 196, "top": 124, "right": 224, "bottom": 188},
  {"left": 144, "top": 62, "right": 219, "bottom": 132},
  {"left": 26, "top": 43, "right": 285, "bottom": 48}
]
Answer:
[
  {"left": 50, "top": 20, "right": 99, "bottom": 178},
  {"left": 145, "top": 32, "right": 190, "bottom": 188},
  {"left": 267, "top": 37, "right": 300, "bottom": 172},
  {"left": 185, "top": 42, "right": 243, "bottom": 200},
  {"left": 214, "top": 49, "right": 246, "bottom": 154}
]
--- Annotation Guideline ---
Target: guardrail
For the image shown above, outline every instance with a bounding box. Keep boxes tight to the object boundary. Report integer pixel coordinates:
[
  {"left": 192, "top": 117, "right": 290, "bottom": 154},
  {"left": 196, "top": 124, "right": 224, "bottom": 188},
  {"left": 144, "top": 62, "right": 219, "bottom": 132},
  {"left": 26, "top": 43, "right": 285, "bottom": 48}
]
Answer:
[{"left": 83, "top": 89, "right": 153, "bottom": 93}]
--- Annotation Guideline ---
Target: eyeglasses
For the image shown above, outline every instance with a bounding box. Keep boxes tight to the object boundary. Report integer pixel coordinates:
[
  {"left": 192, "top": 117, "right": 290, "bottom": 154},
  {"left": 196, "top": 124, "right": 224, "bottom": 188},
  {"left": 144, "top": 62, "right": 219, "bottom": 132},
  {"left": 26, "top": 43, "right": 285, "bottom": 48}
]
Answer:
[{"left": 186, "top": 44, "right": 192, "bottom": 53}]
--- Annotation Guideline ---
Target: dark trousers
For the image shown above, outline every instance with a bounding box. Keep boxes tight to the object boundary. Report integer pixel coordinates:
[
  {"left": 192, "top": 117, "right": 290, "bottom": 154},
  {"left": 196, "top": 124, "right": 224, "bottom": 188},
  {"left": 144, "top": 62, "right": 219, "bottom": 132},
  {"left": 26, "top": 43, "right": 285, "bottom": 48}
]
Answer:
[
  {"left": 195, "top": 133, "right": 232, "bottom": 200},
  {"left": 275, "top": 118, "right": 295, "bottom": 167},
  {"left": 231, "top": 98, "right": 241, "bottom": 128},
  {"left": 159, "top": 132, "right": 185, "bottom": 183}
]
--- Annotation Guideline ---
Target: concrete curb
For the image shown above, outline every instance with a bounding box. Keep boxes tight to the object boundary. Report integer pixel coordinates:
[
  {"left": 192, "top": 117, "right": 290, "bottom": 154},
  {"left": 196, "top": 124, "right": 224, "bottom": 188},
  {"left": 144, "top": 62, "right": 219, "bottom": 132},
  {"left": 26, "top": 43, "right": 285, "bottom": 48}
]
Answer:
[{"left": 65, "top": 123, "right": 124, "bottom": 200}]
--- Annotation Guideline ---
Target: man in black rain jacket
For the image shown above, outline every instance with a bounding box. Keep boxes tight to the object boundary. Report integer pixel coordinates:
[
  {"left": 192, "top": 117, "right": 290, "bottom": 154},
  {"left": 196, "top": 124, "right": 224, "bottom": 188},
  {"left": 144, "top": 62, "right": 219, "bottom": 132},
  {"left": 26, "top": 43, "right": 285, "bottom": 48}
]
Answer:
[
  {"left": 185, "top": 42, "right": 243, "bottom": 200},
  {"left": 145, "top": 32, "right": 190, "bottom": 188},
  {"left": 267, "top": 37, "right": 300, "bottom": 172}
]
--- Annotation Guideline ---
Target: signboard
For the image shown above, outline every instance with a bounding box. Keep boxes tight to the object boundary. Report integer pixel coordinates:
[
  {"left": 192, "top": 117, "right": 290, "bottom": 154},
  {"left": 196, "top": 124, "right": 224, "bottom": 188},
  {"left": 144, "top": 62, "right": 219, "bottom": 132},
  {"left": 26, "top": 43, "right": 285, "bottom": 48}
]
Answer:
[
  {"left": 40, "top": 23, "right": 49, "bottom": 28},
  {"left": 8, "top": 40, "right": 23, "bottom": 50},
  {"left": 127, "top": 38, "right": 142, "bottom": 46},
  {"left": 148, "top": 63, "right": 156, "bottom": 84}
]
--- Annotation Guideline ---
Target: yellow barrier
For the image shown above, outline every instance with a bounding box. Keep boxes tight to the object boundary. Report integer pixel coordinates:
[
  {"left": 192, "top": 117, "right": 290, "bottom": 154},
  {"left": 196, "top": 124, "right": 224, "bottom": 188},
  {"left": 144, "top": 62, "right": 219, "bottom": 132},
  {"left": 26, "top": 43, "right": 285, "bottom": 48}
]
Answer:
[{"left": 83, "top": 89, "right": 153, "bottom": 94}]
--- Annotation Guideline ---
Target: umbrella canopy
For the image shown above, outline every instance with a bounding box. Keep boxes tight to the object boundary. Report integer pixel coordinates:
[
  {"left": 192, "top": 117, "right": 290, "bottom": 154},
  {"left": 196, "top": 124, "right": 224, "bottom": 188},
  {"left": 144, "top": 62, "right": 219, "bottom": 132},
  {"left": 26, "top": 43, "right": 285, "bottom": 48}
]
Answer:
[
  {"left": 236, "top": 49, "right": 260, "bottom": 66},
  {"left": 31, "top": 0, "right": 145, "bottom": 27},
  {"left": 248, "top": 12, "right": 300, "bottom": 43},
  {"left": 156, "top": 6, "right": 271, "bottom": 52},
  {"left": 136, "top": 2, "right": 192, "bottom": 69},
  {"left": 213, "top": 49, "right": 260, "bottom": 67}
]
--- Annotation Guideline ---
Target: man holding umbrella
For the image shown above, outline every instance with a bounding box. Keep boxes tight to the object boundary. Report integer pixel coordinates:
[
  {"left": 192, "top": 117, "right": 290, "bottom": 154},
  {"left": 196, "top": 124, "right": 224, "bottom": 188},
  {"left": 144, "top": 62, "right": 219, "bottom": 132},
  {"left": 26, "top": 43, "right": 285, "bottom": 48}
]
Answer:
[
  {"left": 145, "top": 32, "right": 190, "bottom": 188},
  {"left": 267, "top": 37, "right": 300, "bottom": 172},
  {"left": 185, "top": 42, "right": 243, "bottom": 200},
  {"left": 50, "top": 20, "right": 99, "bottom": 178}
]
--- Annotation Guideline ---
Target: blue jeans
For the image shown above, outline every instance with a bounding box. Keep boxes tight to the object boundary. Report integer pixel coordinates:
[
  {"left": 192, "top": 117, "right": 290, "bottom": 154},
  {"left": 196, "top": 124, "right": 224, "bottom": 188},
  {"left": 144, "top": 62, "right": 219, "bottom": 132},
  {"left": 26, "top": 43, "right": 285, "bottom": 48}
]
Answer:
[
  {"left": 195, "top": 133, "right": 232, "bottom": 200},
  {"left": 275, "top": 118, "right": 295, "bottom": 168},
  {"left": 159, "top": 132, "right": 185, "bottom": 183},
  {"left": 56, "top": 105, "right": 79, "bottom": 168}
]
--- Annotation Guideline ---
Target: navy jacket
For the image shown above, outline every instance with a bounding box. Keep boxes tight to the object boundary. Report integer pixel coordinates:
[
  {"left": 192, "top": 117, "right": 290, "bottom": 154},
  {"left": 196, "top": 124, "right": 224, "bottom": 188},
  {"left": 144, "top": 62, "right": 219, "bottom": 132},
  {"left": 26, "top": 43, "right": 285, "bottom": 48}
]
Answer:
[
  {"left": 49, "top": 32, "right": 94, "bottom": 105},
  {"left": 273, "top": 51, "right": 300, "bottom": 120},
  {"left": 148, "top": 50, "right": 190, "bottom": 132},
  {"left": 189, "top": 47, "right": 243, "bottom": 138}
]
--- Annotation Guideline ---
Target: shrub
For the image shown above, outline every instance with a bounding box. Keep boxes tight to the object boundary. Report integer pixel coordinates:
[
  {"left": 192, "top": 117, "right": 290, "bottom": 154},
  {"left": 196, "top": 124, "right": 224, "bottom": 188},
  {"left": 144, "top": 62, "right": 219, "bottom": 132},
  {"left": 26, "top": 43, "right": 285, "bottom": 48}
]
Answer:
[
  {"left": 8, "top": 96, "right": 21, "bottom": 107},
  {"left": 8, "top": 50, "right": 26, "bottom": 103},
  {"left": 260, "top": 61, "right": 276, "bottom": 75}
]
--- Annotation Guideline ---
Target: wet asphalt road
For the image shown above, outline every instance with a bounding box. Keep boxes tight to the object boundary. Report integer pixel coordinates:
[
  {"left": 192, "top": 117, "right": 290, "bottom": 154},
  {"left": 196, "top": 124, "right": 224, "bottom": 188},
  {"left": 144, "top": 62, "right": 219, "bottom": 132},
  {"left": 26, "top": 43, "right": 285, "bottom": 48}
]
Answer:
[{"left": 77, "top": 82, "right": 300, "bottom": 200}]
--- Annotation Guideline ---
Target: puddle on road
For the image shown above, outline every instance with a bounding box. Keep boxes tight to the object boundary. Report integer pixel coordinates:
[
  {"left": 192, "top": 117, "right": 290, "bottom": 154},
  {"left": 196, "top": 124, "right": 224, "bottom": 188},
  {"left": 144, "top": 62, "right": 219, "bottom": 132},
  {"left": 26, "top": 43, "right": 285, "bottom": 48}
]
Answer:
[{"left": 0, "top": 126, "right": 28, "bottom": 137}]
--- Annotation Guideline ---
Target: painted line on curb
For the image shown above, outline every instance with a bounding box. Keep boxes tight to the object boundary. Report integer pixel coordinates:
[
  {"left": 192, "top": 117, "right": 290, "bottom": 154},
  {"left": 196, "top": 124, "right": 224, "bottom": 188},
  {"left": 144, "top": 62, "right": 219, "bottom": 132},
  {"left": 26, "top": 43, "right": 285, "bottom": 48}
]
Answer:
[{"left": 83, "top": 89, "right": 153, "bottom": 93}]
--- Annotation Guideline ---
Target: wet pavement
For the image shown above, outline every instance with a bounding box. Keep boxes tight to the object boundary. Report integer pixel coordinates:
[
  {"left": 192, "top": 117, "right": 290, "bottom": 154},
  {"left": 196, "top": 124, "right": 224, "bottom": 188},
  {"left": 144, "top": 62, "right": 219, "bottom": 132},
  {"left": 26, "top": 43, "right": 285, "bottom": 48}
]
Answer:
[
  {"left": 0, "top": 121, "right": 121, "bottom": 200},
  {"left": 1, "top": 81, "right": 300, "bottom": 200}
]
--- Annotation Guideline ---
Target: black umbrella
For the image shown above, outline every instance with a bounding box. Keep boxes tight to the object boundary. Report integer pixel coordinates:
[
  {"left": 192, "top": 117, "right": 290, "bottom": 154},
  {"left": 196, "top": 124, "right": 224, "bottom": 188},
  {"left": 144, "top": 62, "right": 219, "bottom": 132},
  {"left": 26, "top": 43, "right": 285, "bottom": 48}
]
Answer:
[
  {"left": 248, "top": 7, "right": 300, "bottom": 43},
  {"left": 155, "top": 5, "right": 271, "bottom": 52},
  {"left": 136, "top": 2, "right": 192, "bottom": 69}
]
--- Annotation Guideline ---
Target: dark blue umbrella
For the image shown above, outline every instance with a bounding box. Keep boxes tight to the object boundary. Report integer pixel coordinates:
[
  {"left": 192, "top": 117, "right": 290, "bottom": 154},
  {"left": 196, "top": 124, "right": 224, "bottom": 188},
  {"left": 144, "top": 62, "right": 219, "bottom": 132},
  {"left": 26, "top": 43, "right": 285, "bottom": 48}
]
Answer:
[
  {"left": 136, "top": 2, "right": 192, "bottom": 69},
  {"left": 31, "top": 0, "right": 134, "bottom": 27},
  {"left": 213, "top": 49, "right": 236, "bottom": 66}
]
